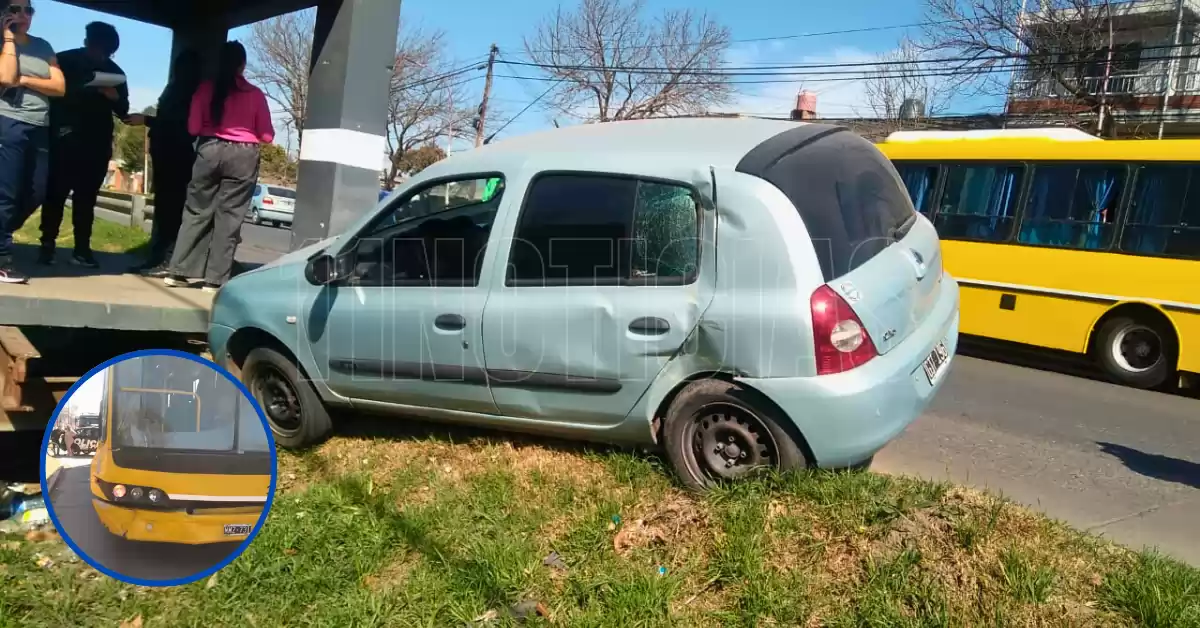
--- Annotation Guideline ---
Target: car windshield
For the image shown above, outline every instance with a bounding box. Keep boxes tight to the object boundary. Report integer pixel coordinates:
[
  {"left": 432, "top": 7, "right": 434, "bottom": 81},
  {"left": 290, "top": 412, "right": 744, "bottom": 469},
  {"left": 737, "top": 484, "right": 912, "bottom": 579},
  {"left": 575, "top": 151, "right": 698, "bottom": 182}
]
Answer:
[
  {"left": 108, "top": 356, "right": 269, "bottom": 453},
  {"left": 385, "top": 177, "right": 504, "bottom": 228}
]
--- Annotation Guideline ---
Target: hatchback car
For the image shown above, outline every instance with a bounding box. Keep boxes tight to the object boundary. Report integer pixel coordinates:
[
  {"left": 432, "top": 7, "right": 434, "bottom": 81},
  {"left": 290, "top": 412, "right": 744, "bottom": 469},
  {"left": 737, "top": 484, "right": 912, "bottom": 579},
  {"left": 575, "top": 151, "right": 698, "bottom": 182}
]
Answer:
[
  {"left": 209, "top": 118, "right": 960, "bottom": 491},
  {"left": 248, "top": 184, "right": 296, "bottom": 228}
]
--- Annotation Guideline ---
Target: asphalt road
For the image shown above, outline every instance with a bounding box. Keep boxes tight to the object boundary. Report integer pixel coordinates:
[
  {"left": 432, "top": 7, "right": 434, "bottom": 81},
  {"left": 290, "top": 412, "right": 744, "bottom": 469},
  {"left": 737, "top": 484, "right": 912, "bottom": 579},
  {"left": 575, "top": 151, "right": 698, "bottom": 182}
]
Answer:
[
  {"left": 875, "top": 354, "right": 1200, "bottom": 565},
  {"left": 47, "top": 465, "right": 241, "bottom": 582},
  {"left": 242, "top": 223, "right": 1200, "bottom": 565}
]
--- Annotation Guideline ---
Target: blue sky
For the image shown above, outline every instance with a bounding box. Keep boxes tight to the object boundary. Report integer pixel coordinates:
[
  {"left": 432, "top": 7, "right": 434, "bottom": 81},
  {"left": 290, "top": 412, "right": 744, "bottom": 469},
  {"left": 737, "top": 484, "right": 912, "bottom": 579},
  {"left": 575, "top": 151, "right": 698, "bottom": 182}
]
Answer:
[{"left": 32, "top": 0, "right": 1003, "bottom": 153}]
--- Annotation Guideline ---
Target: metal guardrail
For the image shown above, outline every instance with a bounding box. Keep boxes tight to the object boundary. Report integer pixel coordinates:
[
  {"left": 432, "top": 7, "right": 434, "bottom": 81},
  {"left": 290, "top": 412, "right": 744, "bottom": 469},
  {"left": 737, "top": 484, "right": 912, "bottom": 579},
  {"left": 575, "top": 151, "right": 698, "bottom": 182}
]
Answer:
[{"left": 89, "top": 189, "right": 155, "bottom": 232}]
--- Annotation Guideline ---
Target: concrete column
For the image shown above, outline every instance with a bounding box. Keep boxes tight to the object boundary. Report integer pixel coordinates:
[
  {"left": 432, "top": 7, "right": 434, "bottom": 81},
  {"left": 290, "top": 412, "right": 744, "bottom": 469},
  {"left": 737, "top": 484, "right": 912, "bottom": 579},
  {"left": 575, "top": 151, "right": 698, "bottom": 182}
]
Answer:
[
  {"left": 291, "top": 0, "right": 401, "bottom": 251},
  {"left": 169, "top": 23, "right": 228, "bottom": 81}
]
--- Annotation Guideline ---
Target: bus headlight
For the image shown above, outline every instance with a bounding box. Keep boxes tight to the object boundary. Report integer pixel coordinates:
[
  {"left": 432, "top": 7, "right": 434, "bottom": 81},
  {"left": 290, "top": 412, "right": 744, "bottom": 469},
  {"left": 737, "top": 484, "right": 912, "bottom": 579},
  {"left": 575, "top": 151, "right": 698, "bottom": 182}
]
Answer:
[
  {"left": 148, "top": 489, "right": 165, "bottom": 504},
  {"left": 129, "top": 487, "right": 143, "bottom": 499},
  {"left": 111, "top": 484, "right": 127, "bottom": 499}
]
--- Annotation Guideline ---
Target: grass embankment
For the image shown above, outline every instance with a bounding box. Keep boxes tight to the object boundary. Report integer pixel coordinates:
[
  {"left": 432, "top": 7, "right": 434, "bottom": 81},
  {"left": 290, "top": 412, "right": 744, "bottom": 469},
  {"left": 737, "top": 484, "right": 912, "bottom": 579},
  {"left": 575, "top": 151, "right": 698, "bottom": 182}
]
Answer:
[
  {"left": 3, "top": 433, "right": 1198, "bottom": 627},
  {"left": 14, "top": 208, "right": 149, "bottom": 254}
]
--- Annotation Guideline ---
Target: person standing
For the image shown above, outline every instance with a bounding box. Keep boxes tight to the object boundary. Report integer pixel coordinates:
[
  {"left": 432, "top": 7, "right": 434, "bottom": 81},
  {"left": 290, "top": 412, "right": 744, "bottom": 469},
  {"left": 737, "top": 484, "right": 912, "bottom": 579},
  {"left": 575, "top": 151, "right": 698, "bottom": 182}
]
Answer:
[
  {"left": 130, "top": 49, "right": 201, "bottom": 277},
  {"left": 165, "top": 41, "right": 273, "bottom": 293},
  {"left": 0, "top": 0, "right": 63, "bottom": 284},
  {"left": 37, "top": 21, "right": 133, "bottom": 269}
]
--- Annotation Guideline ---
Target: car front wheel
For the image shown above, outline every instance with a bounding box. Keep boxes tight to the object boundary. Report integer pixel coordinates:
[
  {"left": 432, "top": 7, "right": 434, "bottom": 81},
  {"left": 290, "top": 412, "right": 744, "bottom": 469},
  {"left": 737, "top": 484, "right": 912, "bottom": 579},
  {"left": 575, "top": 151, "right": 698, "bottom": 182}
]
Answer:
[{"left": 243, "top": 346, "right": 333, "bottom": 449}]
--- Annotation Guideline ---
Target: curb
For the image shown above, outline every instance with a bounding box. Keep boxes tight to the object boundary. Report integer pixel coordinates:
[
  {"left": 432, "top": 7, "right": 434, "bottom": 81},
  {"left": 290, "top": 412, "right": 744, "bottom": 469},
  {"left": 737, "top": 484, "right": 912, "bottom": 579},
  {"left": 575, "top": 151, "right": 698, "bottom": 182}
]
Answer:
[{"left": 45, "top": 465, "right": 66, "bottom": 498}]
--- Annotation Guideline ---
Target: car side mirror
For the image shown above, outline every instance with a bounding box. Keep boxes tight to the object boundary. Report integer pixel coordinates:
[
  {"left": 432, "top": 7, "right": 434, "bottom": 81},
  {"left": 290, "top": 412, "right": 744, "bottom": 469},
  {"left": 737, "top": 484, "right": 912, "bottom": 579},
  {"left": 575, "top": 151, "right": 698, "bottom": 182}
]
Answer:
[{"left": 305, "top": 253, "right": 342, "bottom": 286}]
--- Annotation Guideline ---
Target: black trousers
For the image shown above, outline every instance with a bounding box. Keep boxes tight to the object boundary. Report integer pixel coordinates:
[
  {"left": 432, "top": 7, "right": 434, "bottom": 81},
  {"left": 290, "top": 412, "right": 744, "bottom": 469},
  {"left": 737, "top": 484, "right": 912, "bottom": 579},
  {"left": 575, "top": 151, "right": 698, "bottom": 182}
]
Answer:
[
  {"left": 169, "top": 138, "right": 259, "bottom": 285},
  {"left": 146, "top": 137, "right": 196, "bottom": 265},
  {"left": 41, "top": 131, "right": 112, "bottom": 253},
  {"left": 0, "top": 116, "right": 48, "bottom": 260}
]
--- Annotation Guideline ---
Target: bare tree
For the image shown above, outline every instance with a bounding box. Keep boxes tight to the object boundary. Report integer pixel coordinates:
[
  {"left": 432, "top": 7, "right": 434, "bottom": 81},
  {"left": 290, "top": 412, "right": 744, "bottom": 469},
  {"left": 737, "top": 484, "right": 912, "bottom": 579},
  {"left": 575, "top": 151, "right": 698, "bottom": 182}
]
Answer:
[
  {"left": 863, "top": 37, "right": 958, "bottom": 121},
  {"left": 920, "top": 0, "right": 1132, "bottom": 134},
  {"left": 523, "top": 0, "right": 735, "bottom": 122},
  {"left": 384, "top": 29, "right": 477, "bottom": 190},
  {"left": 247, "top": 10, "right": 315, "bottom": 151}
]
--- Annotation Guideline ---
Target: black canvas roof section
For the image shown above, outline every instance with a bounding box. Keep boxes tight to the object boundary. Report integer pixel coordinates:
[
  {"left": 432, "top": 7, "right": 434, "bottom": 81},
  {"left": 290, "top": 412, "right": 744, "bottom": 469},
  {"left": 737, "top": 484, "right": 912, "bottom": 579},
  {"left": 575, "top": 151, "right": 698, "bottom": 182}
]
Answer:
[
  {"left": 736, "top": 123, "right": 918, "bottom": 282},
  {"left": 53, "top": 0, "right": 318, "bottom": 29}
]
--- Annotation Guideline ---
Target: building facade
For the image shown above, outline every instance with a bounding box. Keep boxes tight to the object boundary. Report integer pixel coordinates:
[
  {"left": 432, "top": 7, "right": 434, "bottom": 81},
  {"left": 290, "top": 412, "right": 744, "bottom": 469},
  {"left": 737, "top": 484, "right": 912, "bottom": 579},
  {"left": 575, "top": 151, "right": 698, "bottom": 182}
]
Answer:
[{"left": 1007, "top": 0, "right": 1200, "bottom": 137}]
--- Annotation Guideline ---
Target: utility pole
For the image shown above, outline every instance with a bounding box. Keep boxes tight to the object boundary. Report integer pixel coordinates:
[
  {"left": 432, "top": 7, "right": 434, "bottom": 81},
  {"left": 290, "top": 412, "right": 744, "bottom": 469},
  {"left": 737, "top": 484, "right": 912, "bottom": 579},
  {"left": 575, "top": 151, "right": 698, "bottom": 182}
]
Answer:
[{"left": 476, "top": 44, "right": 499, "bottom": 148}]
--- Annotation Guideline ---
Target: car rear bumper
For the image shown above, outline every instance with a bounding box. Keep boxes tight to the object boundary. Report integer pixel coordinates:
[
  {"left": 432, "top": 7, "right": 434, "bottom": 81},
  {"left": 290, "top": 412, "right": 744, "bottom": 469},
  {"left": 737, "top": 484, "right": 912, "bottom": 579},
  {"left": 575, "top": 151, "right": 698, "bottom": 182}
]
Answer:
[
  {"left": 92, "top": 498, "right": 261, "bottom": 544},
  {"left": 257, "top": 209, "right": 294, "bottom": 223},
  {"left": 740, "top": 275, "right": 961, "bottom": 468}
]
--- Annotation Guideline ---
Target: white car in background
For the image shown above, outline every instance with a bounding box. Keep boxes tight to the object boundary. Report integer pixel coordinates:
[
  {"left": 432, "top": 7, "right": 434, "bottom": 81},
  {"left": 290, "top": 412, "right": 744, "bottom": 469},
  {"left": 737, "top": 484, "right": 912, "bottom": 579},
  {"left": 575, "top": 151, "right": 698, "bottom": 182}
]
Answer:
[{"left": 248, "top": 184, "right": 296, "bottom": 228}]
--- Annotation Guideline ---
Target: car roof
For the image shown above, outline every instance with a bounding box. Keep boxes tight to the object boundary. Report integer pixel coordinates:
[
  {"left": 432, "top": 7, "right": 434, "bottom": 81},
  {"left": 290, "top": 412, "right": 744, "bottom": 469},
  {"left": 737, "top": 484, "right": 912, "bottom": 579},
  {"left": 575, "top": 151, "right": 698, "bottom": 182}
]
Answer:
[{"left": 423, "top": 117, "right": 827, "bottom": 175}]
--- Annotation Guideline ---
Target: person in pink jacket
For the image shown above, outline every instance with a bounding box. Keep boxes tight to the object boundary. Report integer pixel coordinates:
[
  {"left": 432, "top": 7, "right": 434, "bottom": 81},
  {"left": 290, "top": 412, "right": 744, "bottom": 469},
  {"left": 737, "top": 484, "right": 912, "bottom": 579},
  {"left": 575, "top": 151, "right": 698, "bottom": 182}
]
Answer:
[{"left": 164, "top": 40, "right": 274, "bottom": 293}]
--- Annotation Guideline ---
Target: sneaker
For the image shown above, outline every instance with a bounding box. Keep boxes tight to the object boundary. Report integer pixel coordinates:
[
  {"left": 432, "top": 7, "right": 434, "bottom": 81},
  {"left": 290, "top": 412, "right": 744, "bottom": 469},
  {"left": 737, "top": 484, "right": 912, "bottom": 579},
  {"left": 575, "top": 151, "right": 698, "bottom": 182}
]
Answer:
[
  {"left": 138, "top": 262, "right": 171, "bottom": 278},
  {"left": 0, "top": 263, "right": 28, "bottom": 285},
  {"left": 36, "top": 248, "right": 55, "bottom": 266},
  {"left": 163, "top": 275, "right": 190, "bottom": 288},
  {"left": 70, "top": 251, "right": 100, "bottom": 269},
  {"left": 201, "top": 282, "right": 221, "bottom": 294}
]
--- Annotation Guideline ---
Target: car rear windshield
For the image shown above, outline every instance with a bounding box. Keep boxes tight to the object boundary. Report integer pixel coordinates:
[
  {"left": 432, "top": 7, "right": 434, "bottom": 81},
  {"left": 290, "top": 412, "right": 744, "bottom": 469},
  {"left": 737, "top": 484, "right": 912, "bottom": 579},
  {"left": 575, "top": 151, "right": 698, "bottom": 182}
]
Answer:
[
  {"left": 736, "top": 127, "right": 917, "bottom": 282},
  {"left": 268, "top": 187, "right": 296, "bottom": 199}
]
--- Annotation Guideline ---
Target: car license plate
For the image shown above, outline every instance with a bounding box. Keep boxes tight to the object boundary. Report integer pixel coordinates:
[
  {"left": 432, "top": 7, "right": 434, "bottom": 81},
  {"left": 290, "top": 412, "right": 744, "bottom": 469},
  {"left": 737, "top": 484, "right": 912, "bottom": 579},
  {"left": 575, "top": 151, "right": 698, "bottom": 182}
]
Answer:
[
  {"left": 223, "top": 524, "right": 253, "bottom": 536},
  {"left": 922, "top": 341, "right": 950, "bottom": 385}
]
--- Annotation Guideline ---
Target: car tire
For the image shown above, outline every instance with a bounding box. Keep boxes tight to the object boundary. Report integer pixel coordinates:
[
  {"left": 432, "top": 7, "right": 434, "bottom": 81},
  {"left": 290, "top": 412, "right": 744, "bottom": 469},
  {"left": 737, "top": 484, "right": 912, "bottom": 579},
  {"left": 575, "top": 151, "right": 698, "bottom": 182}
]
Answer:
[
  {"left": 662, "top": 378, "right": 809, "bottom": 493},
  {"left": 249, "top": 208, "right": 262, "bottom": 225},
  {"left": 1094, "top": 316, "right": 1175, "bottom": 390},
  {"left": 242, "top": 346, "right": 333, "bottom": 449}
]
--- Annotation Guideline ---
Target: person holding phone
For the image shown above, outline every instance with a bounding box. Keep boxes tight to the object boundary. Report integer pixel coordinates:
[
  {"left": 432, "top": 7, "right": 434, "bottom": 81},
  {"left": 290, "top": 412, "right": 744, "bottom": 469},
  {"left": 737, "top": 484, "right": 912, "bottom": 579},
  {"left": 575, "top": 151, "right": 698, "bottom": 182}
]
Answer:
[
  {"left": 35, "top": 21, "right": 131, "bottom": 269},
  {"left": 0, "top": 0, "right": 63, "bottom": 284},
  {"left": 164, "top": 41, "right": 273, "bottom": 293}
]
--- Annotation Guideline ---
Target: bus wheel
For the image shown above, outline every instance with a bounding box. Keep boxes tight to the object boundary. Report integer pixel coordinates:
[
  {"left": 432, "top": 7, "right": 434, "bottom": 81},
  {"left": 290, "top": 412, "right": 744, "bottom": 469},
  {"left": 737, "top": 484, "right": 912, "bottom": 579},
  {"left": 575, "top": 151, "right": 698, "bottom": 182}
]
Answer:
[
  {"left": 1095, "top": 316, "right": 1174, "bottom": 390},
  {"left": 243, "top": 347, "right": 333, "bottom": 449}
]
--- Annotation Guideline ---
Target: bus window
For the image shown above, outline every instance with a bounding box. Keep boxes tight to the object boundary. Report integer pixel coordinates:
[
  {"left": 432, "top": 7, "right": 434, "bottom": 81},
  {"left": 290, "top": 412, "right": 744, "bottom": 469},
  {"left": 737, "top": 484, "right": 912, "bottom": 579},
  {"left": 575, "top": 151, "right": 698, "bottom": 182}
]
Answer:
[
  {"left": 1121, "top": 165, "right": 1200, "bottom": 259},
  {"left": 894, "top": 164, "right": 939, "bottom": 216},
  {"left": 1020, "top": 164, "right": 1124, "bottom": 251},
  {"left": 933, "top": 165, "right": 1021, "bottom": 242},
  {"left": 110, "top": 356, "right": 245, "bottom": 452},
  {"left": 237, "top": 394, "right": 271, "bottom": 452}
]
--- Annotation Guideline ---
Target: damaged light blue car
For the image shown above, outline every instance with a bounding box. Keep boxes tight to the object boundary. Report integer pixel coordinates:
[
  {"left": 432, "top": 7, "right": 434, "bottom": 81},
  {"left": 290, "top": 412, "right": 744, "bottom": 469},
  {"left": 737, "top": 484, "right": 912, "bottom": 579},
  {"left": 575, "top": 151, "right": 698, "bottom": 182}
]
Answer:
[{"left": 208, "top": 118, "right": 961, "bottom": 491}]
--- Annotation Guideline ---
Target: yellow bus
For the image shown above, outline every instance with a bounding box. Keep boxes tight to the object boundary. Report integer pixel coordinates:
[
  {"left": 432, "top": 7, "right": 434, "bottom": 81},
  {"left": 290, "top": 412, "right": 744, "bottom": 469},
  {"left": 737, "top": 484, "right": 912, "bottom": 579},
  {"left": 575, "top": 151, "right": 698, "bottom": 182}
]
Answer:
[
  {"left": 90, "top": 355, "right": 272, "bottom": 544},
  {"left": 877, "top": 131, "right": 1199, "bottom": 390}
]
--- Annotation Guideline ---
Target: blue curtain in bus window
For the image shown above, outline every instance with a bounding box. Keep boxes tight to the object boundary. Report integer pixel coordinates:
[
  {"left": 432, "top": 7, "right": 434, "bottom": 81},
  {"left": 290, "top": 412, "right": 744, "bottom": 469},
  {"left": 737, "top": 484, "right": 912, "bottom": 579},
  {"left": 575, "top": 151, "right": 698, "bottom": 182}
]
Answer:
[
  {"left": 935, "top": 166, "right": 1018, "bottom": 241},
  {"left": 898, "top": 166, "right": 933, "bottom": 216},
  {"left": 1122, "top": 167, "right": 1184, "bottom": 255},
  {"left": 1082, "top": 168, "right": 1118, "bottom": 250}
]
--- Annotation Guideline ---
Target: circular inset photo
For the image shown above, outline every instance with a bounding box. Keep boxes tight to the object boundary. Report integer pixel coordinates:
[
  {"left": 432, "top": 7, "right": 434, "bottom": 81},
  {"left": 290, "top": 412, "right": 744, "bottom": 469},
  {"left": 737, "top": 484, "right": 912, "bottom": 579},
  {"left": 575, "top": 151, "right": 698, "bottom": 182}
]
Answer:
[{"left": 39, "top": 350, "right": 277, "bottom": 586}]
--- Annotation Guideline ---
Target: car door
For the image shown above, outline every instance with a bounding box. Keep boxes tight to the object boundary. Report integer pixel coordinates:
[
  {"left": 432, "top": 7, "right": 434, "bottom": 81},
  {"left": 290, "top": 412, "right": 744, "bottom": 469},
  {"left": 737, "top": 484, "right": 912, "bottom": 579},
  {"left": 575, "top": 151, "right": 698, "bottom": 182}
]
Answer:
[
  {"left": 303, "top": 174, "right": 508, "bottom": 415},
  {"left": 481, "top": 170, "right": 716, "bottom": 426}
]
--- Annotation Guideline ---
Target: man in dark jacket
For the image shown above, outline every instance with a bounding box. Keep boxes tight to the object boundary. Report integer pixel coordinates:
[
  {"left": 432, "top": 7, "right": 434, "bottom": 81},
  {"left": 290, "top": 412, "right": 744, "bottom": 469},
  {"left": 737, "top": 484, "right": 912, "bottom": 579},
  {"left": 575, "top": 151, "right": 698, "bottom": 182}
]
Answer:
[{"left": 36, "top": 22, "right": 136, "bottom": 268}]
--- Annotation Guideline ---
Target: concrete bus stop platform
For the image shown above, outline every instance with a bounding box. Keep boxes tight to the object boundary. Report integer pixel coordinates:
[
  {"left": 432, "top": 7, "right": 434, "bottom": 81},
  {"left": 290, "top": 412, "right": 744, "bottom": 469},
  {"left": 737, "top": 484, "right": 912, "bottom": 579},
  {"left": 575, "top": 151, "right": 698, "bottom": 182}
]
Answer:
[{"left": 0, "top": 249, "right": 213, "bottom": 334}]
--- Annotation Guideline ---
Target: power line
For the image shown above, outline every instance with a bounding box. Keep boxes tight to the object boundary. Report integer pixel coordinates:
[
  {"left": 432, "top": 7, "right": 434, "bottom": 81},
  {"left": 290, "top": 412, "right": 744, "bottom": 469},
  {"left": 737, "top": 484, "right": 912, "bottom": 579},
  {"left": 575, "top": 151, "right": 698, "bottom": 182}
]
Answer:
[
  {"left": 498, "top": 41, "right": 1200, "bottom": 76},
  {"left": 485, "top": 79, "right": 565, "bottom": 143},
  {"left": 514, "top": 0, "right": 1182, "bottom": 55}
]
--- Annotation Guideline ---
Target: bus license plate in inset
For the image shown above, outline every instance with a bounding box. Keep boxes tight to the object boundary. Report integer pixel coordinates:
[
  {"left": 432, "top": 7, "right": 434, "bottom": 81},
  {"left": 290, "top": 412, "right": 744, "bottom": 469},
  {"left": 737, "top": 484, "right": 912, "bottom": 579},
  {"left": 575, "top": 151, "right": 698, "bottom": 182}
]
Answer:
[
  {"left": 922, "top": 341, "right": 950, "bottom": 385},
  {"left": 223, "top": 524, "right": 252, "bottom": 536}
]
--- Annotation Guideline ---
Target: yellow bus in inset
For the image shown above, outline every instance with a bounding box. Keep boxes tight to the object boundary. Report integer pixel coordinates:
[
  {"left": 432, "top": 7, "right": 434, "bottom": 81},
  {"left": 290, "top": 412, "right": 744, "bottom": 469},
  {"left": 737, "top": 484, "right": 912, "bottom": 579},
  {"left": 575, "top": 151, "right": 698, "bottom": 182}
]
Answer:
[
  {"left": 90, "top": 355, "right": 272, "bottom": 544},
  {"left": 877, "top": 131, "right": 1199, "bottom": 390}
]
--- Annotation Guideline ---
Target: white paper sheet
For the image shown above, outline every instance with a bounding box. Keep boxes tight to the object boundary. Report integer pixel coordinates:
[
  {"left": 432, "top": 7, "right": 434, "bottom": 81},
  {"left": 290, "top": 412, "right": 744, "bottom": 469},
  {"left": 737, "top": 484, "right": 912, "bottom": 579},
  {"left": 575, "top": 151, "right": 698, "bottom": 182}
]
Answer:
[{"left": 84, "top": 72, "right": 126, "bottom": 88}]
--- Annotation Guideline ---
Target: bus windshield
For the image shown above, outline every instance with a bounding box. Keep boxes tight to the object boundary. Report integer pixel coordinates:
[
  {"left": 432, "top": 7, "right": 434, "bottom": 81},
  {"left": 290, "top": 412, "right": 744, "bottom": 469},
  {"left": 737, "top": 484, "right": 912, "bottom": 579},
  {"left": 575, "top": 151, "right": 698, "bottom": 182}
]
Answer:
[{"left": 109, "top": 356, "right": 268, "bottom": 453}]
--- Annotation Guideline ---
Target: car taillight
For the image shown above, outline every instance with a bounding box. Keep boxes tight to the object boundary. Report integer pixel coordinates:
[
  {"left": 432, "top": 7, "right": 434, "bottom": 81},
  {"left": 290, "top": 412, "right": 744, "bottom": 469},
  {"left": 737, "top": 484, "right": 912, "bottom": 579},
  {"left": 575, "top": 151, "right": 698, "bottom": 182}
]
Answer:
[
  {"left": 811, "top": 284, "right": 878, "bottom": 375},
  {"left": 262, "top": 197, "right": 274, "bottom": 205}
]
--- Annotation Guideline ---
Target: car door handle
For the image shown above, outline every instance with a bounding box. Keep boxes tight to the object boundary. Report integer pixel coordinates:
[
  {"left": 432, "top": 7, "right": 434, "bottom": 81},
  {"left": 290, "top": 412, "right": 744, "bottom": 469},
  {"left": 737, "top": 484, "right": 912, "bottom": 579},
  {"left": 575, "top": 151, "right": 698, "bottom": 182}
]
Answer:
[
  {"left": 907, "top": 248, "right": 928, "bottom": 280},
  {"left": 629, "top": 317, "right": 670, "bottom": 335},
  {"left": 434, "top": 313, "right": 467, "bottom": 331}
]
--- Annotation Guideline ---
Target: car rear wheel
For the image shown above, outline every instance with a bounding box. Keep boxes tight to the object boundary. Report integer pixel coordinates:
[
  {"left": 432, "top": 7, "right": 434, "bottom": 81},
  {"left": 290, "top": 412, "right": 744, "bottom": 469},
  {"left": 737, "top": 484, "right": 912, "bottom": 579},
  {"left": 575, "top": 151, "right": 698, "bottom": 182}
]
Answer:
[
  {"left": 1095, "top": 316, "right": 1175, "bottom": 390},
  {"left": 249, "top": 208, "right": 262, "bottom": 225},
  {"left": 243, "top": 346, "right": 333, "bottom": 449},
  {"left": 662, "top": 379, "right": 808, "bottom": 492}
]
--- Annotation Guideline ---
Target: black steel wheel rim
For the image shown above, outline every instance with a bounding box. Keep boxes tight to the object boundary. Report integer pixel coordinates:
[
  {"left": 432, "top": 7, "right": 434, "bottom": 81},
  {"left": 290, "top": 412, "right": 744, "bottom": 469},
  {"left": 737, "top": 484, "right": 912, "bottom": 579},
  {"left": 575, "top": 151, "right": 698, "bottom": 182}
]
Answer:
[
  {"left": 251, "top": 364, "right": 302, "bottom": 435},
  {"left": 687, "top": 402, "right": 777, "bottom": 482}
]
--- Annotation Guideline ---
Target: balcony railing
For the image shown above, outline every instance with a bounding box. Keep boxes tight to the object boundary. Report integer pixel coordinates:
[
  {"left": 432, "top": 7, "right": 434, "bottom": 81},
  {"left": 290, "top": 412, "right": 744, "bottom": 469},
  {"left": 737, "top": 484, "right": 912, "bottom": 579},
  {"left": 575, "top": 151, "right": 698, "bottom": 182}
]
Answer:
[{"left": 1012, "top": 69, "right": 1200, "bottom": 100}]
